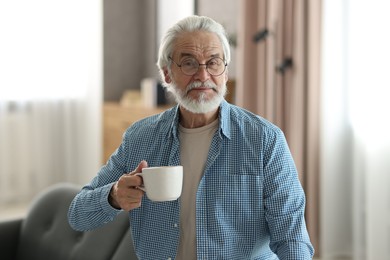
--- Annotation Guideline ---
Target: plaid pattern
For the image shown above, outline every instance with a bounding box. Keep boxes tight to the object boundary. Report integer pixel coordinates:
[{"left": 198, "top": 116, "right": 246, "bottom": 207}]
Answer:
[{"left": 68, "top": 100, "right": 314, "bottom": 259}]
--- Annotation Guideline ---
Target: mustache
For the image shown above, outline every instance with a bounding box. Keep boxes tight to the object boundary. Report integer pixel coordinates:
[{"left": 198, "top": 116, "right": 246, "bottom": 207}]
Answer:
[{"left": 185, "top": 81, "right": 217, "bottom": 94}]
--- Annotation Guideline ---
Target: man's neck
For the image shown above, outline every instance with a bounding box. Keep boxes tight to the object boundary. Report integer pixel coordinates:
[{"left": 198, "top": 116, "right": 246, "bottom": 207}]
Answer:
[{"left": 179, "top": 106, "right": 219, "bottom": 129}]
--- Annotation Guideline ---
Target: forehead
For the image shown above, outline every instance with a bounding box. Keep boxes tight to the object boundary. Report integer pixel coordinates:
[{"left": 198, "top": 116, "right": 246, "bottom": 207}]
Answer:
[{"left": 171, "top": 31, "right": 223, "bottom": 59}]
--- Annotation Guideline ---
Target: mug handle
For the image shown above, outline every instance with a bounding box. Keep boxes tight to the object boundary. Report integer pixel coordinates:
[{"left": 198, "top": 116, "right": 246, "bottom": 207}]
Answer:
[{"left": 134, "top": 172, "right": 146, "bottom": 192}]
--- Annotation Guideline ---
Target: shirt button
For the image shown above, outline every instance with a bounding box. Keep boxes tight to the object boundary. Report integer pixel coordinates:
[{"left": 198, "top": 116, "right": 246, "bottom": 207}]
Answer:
[{"left": 174, "top": 223, "right": 178, "bottom": 228}]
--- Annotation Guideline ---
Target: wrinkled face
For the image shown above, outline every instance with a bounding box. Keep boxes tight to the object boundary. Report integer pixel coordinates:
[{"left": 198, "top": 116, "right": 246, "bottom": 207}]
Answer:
[{"left": 163, "top": 31, "right": 228, "bottom": 114}]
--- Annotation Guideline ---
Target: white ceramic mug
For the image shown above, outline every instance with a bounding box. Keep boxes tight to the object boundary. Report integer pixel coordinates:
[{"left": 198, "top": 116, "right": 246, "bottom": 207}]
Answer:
[{"left": 137, "top": 166, "right": 183, "bottom": 202}]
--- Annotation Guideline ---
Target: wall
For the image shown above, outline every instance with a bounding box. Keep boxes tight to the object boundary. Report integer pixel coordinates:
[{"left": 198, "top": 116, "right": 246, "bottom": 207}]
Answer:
[
  {"left": 103, "top": 0, "right": 158, "bottom": 101},
  {"left": 196, "top": 0, "right": 239, "bottom": 79},
  {"left": 103, "top": 0, "right": 195, "bottom": 102}
]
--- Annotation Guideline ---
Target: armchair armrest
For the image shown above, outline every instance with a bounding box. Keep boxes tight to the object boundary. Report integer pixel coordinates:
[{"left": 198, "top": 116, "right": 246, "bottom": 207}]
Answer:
[{"left": 0, "top": 218, "right": 23, "bottom": 259}]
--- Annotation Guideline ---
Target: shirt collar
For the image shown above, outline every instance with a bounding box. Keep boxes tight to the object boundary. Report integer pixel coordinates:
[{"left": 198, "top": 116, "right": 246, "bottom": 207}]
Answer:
[
  {"left": 169, "top": 99, "right": 232, "bottom": 140},
  {"left": 218, "top": 99, "right": 232, "bottom": 139}
]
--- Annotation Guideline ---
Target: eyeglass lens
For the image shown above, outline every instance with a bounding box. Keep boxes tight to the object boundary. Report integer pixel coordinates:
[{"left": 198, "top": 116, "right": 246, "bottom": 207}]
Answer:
[{"left": 176, "top": 57, "right": 226, "bottom": 76}]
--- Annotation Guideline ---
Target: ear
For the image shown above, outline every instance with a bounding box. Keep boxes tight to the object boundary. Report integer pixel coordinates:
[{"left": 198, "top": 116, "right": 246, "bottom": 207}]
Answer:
[
  {"left": 163, "top": 68, "right": 172, "bottom": 83},
  {"left": 224, "top": 70, "right": 228, "bottom": 83}
]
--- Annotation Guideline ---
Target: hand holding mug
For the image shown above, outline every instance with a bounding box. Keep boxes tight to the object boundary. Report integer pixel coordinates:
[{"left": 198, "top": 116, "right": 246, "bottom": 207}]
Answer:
[{"left": 109, "top": 161, "right": 147, "bottom": 211}]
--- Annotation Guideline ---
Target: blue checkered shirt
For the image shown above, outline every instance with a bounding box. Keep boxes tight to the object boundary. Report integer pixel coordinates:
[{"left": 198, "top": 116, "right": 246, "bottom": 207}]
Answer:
[{"left": 68, "top": 100, "right": 314, "bottom": 259}]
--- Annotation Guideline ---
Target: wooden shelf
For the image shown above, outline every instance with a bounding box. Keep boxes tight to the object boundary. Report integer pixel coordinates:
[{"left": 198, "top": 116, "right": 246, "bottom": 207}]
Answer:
[{"left": 103, "top": 102, "right": 169, "bottom": 163}]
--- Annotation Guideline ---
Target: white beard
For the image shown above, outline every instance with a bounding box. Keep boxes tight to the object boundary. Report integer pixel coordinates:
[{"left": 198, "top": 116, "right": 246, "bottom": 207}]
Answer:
[{"left": 167, "top": 80, "right": 227, "bottom": 114}]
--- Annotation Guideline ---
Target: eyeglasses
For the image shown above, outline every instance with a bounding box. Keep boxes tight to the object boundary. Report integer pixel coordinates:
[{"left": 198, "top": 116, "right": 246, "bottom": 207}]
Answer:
[{"left": 169, "top": 57, "right": 227, "bottom": 76}]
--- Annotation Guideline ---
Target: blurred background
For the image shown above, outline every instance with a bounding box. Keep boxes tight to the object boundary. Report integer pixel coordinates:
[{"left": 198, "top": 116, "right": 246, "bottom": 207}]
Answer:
[{"left": 0, "top": 0, "right": 389, "bottom": 259}]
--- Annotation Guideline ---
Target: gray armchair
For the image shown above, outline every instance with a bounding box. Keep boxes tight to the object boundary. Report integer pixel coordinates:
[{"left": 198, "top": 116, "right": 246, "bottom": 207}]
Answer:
[{"left": 0, "top": 183, "right": 138, "bottom": 260}]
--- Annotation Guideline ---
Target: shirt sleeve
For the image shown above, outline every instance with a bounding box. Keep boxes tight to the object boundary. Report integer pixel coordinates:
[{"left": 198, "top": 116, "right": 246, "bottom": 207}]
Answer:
[
  {"left": 68, "top": 132, "right": 130, "bottom": 231},
  {"left": 262, "top": 127, "right": 315, "bottom": 259}
]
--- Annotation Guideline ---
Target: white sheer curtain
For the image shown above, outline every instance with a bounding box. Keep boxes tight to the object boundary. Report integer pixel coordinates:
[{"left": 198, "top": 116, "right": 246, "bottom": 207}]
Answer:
[
  {"left": 321, "top": 0, "right": 390, "bottom": 259},
  {"left": 0, "top": 1, "right": 102, "bottom": 206}
]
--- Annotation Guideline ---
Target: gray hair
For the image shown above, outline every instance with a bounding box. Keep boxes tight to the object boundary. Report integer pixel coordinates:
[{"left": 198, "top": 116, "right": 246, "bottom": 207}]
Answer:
[{"left": 157, "top": 15, "right": 231, "bottom": 81}]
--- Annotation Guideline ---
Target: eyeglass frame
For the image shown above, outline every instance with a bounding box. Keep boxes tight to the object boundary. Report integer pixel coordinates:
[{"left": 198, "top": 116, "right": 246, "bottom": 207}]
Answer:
[{"left": 168, "top": 56, "right": 228, "bottom": 76}]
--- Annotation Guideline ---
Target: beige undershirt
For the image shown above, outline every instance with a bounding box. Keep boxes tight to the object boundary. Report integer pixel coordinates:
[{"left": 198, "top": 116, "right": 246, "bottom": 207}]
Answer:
[{"left": 176, "top": 119, "right": 219, "bottom": 260}]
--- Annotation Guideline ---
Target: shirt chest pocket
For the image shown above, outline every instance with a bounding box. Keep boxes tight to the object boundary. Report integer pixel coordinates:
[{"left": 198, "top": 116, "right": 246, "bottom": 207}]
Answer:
[
  {"left": 206, "top": 174, "right": 263, "bottom": 210},
  {"left": 202, "top": 174, "right": 265, "bottom": 230}
]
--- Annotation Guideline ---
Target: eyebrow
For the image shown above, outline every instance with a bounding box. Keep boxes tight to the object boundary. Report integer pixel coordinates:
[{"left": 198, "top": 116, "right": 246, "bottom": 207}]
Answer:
[{"left": 178, "top": 53, "right": 222, "bottom": 59}]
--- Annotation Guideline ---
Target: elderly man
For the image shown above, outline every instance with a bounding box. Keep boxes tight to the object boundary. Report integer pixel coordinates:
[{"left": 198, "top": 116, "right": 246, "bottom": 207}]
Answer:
[{"left": 68, "top": 15, "right": 314, "bottom": 259}]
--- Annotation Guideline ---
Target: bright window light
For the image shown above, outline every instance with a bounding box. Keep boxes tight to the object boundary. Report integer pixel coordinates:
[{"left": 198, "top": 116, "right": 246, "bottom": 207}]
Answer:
[
  {"left": 0, "top": 0, "right": 99, "bottom": 101},
  {"left": 157, "top": 0, "right": 194, "bottom": 43},
  {"left": 347, "top": 0, "right": 390, "bottom": 145}
]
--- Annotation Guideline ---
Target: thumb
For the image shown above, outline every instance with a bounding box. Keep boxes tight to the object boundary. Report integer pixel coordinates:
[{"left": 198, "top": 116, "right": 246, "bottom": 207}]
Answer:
[{"left": 134, "top": 160, "right": 148, "bottom": 174}]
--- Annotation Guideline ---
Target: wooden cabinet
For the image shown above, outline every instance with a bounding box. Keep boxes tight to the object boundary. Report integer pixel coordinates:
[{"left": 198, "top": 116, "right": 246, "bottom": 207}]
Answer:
[{"left": 103, "top": 102, "right": 168, "bottom": 163}]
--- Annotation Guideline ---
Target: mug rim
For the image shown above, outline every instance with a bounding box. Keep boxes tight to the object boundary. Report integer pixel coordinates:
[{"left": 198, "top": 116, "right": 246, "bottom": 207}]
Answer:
[{"left": 142, "top": 165, "right": 183, "bottom": 170}]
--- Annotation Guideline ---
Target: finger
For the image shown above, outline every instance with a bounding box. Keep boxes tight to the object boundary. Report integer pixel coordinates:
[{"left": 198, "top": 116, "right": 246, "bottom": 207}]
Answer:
[
  {"left": 122, "top": 201, "right": 142, "bottom": 212},
  {"left": 119, "top": 174, "right": 143, "bottom": 187},
  {"left": 116, "top": 187, "right": 144, "bottom": 207},
  {"left": 126, "top": 187, "right": 144, "bottom": 200},
  {"left": 117, "top": 175, "right": 143, "bottom": 190},
  {"left": 130, "top": 160, "right": 148, "bottom": 175}
]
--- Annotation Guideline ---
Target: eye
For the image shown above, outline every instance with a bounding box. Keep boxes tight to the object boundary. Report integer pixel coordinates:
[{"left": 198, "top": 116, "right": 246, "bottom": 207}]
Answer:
[
  {"left": 181, "top": 58, "right": 198, "bottom": 68},
  {"left": 207, "top": 58, "right": 219, "bottom": 66},
  {"left": 207, "top": 58, "right": 224, "bottom": 69}
]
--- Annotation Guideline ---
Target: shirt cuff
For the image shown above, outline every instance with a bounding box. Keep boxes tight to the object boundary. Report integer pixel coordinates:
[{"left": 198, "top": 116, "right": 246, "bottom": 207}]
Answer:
[{"left": 100, "top": 183, "right": 123, "bottom": 218}]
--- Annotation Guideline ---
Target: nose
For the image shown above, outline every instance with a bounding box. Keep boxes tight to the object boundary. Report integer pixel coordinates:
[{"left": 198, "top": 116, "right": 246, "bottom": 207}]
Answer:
[{"left": 193, "top": 65, "right": 210, "bottom": 82}]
